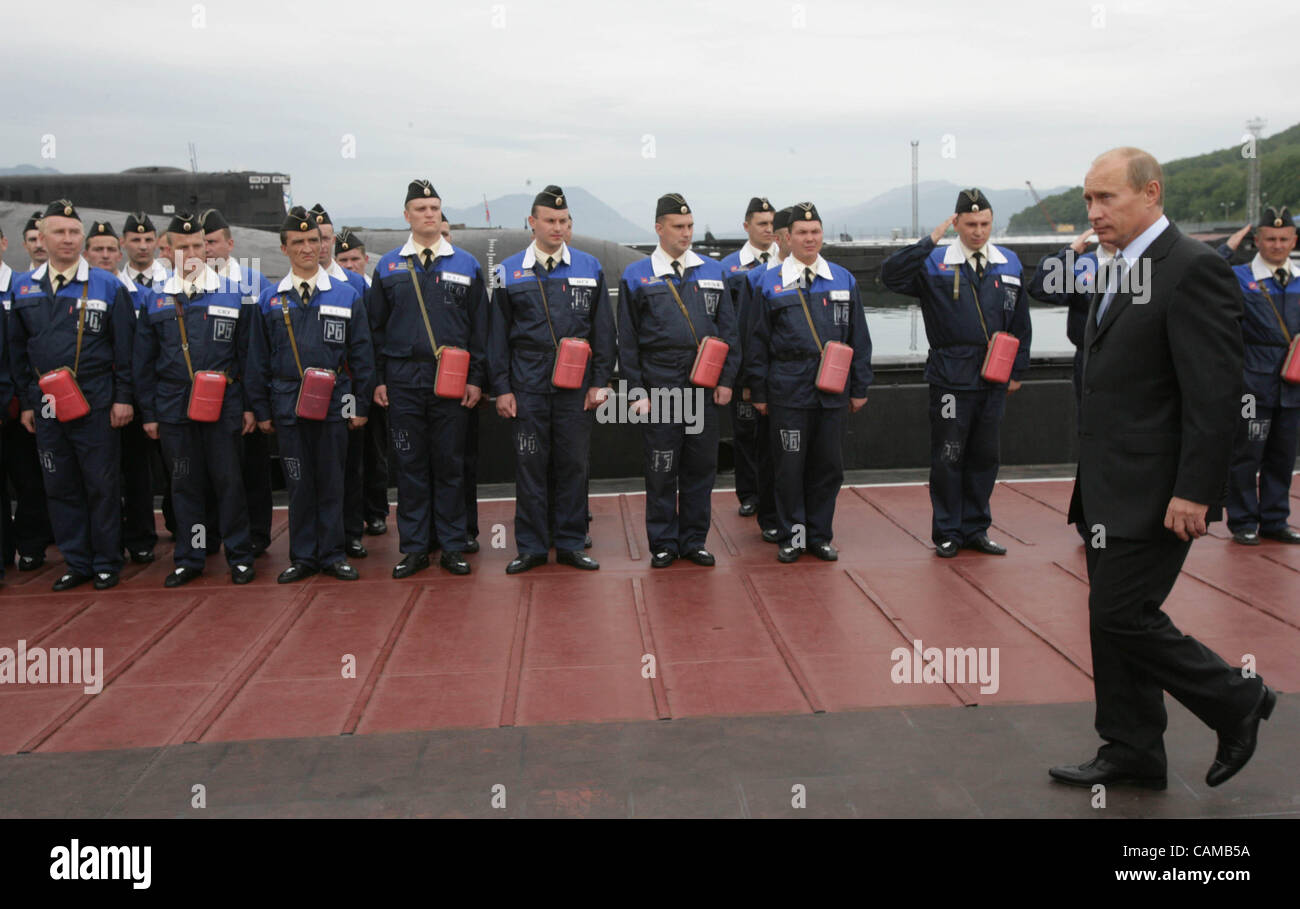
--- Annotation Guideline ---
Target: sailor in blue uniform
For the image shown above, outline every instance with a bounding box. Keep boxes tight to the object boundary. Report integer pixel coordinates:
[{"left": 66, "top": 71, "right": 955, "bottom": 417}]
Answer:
[
  {"left": 618, "top": 193, "right": 740, "bottom": 568},
  {"left": 248, "top": 207, "right": 374, "bottom": 582},
  {"left": 442, "top": 216, "right": 483, "bottom": 553},
  {"left": 202, "top": 207, "right": 273, "bottom": 558},
  {"left": 21, "top": 211, "right": 48, "bottom": 271},
  {"left": 880, "top": 188, "right": 1032, "bottom": 558},
  {"left": 747, "top": 203, "right": 872, "bottom": 562},
  {"left": 720, "top": 196, "right": 779, "bottom": 519},
  {"left": 84, "top": 221, "right": 122, "bottom": 273},
  {"left": 133, "top": 212, "right": 257, "bottom": 587},
  {"left": 119, "top": 212, "right": 170, "bottom": 291},
  {"left": 367, "top": 179, "right": 487, "bottom": 577},
  {"left": 1219, "top": 206, "right": 1300, "bottom": 545},
  {"left": 8, "top": 200, "right": 137, "bottom": 591},
  {"left": 0, "top": 266, "right": 13, "bottom": 583},
  {"left": 1, "top": 223, "right": 54, "bottom": 572},
  {"left": 489, "top": 185, "right": 615, "bottom": 573},
  {"left": 335, "top": 227, "right": 391, "bottom": 539}
]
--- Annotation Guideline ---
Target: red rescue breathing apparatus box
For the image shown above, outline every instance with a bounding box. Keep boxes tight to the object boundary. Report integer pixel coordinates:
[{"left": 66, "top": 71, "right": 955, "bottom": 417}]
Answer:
[
  {"left": 552, "top": 337, "right": 591, "bottom": 390},
  {"left": 689, "top": 336, "right": 729, "bottom": 389},
  {"left": 981, "top": 331, "right": 1020, "bottom": 384}
]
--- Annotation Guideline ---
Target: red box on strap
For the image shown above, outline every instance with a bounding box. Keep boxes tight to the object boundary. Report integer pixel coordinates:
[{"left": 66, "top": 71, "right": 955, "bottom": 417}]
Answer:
[
  {"left": 295, "top": 368, "right": 336, "bottom": 420},
  {"left": 38, "top": 368, "right": 89, "bottom": 422},
  {"left": 816, "top": 341, "right": 854, "bottom": 394},
  {"left": 981, "top": 331, "right": 1020, "bottom": 384},
  {"left": 435, "top": 346, "right": 470, "bottom": 399},
  {"left": 552, "top": 337, "right": 591, "bottom": 390},
  {"left": 187, "top": 371, "right": 227, "bottom": 422},
  {"left": 1283, "top": 336, "right": 1300, "bottom": 385},
  {"left": 690, "top": 336, "right": 729, "bottom": 389}
]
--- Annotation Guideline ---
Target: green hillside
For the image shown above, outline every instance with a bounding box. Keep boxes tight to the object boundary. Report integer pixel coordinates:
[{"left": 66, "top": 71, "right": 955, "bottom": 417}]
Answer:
[{"left": 1008, "top": 123, "right": 1300, "bottom": 232}]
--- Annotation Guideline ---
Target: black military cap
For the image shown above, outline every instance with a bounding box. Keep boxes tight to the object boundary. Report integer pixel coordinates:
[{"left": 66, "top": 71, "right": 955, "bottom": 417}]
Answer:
[
  {"left": 441, "top": 214, "right": 449, "bottom": 223},
  {"left": 42, "top": 199, "right": 80, "bottom": 221},
  {"left": 745, "top": 196, "right": 773, "bottom": 217},
  {"left": 281, "top": 205, "right": 318, "bottom": 234},
  {"left": 1258, "top": 206, "right": 1295, "bottom": 229},
  {"left": 308, "top": 203, "right": 332, "bottom": 226},
  {"left": 790, "top": 201, "right": 821, "bottom": 224},
  {"left": 165, "top": 212, "right": 202, "bottom": 235},
  {"left": 24, "top": 210, "right": 43, "bottom": 233},
  {"left": 956, "top": 188, "right": 991, "bottom": 214},
  {"left": 773, "top": 207, "right": 795, "bottom": 231},
  {"left": 88, "top": 220, "right": 118, "bottom": 240},
  {"left": 656, "top": 193, "right": 691, "bottom": 218},
  {"left": 334, "top": 227, "right": 364, "bottom": 255},
  {"left": 123, "top": 211, "right": 156, "bottom": 235},
  {"left": 533, "top": 184, "right": 567, "bottom": 210},
  {"left": 199, "top": 208, "right": 230, "bottom": 233},
  {"left": 406, "top": 179, "right": 439, "bottom": 203}
]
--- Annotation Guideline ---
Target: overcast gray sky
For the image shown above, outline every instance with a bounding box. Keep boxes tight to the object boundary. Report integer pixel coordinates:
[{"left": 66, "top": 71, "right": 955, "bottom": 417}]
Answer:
[{"left": 3, "top": 0, "right": 1296, "bottom": 231}]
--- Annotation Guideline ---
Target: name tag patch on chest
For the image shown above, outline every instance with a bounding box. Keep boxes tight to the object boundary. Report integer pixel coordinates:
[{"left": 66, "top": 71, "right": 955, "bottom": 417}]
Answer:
[
  {"left": 829, "top": 290, "right": 850, "bottom": 301},
  {"left": 440, "top": 271, "right": 471, "bottom": 286},
  {"left": 318, "top": 305, "right": 351, "bottom": 319},
  {"left": 79, "top": 298, "right": 108, "bottom": 312},
  {"left": 207, "top": 305, "right": 240, "bottom": 319},
  {"left": 323, "top": 319, "right": 347, "bottom": 343},
  {"left": 696, "top": 280, "right": 725, "bottom": 290},
  {"left": 568, "top": 277, "right": 597, "bottom": 288}
]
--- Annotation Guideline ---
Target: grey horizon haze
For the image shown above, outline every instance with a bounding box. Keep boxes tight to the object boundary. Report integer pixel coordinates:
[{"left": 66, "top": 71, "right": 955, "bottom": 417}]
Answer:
[{"left": 1, "top": 0, "right": 1295, "bottom": 237}]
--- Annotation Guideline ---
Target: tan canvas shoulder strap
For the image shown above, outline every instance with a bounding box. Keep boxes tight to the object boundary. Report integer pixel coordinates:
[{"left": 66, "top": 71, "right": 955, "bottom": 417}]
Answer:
[
  {"left": 533, "top": 272, "right": 560, "bottom": 350},
  {"left": 405, "top": 258, "right": 443, "bottom": 356},
  {"left": 664, "top": 277, "right": 700, "bottom": 346},
  {"left": 1257, "top": 283, "right": 1294, "bottom": 344},
  {"left": 794, "top": 286, "right": 824, "bottom": 353},
  {"left": 72, "top": 279, "right": 89, "bottom": 375}
]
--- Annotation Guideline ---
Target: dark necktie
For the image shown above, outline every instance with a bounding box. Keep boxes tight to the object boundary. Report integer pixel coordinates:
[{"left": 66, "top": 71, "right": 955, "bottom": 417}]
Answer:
[
  {"left": 803, "top": 266, "right": 814, "bottom": 289},
  {"left": 546, "top": 256, "right": 555, "bottom": 274},
  {"left": 422, "top": 249, "right": 433, "bottom": 272},
  {"left": 300, "top": 282, "right": 311, "bottom": 304},
  {"left": 972, "top": 251, "right": 985, "bottom": 282},
  {"left": 53, "top": 274, "right": 66, "bottom": 293},
  {"left": 186, "top": 283, "right": 197, "bottom": 298},
  {"left": 671, "top": 260, "right": 682, "bottom": 280},
  {"left": 1275, "top": 268, "right": 1289, "bottom": 289},
  {"left": 138, "top": 273, "right": 152, "bottom": 289},
  {"left": 760, "top": 252, "right": 770, "bottom": 264}
]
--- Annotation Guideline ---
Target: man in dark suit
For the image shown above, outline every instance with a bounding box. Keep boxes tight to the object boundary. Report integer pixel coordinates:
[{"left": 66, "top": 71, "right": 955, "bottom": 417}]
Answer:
[{"left": 1050, "top": 147, "right": 1277, "bottom": 791}]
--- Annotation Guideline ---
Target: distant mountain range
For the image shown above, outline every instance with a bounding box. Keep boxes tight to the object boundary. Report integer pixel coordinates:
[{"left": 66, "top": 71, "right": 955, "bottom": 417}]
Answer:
[
  {"left": 0, "top": 164, "right": 61, "bottom": 176},
  {"left": 343, "top": 186, "right": 655, "bottom": 242},
  {"left": 818, "top": 180, "right": 1070, "bottom": 236}
]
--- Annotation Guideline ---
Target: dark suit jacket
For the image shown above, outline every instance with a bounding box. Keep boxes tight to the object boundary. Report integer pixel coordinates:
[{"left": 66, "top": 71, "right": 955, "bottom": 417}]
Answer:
[{"left": 1067, "top": 222, "right": 1244, "bottom": 539}]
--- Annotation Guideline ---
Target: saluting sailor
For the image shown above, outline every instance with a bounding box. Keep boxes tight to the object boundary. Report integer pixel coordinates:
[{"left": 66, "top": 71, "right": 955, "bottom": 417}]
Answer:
[
  {"left": 247, "top": 206, "right": 375, "bottom": 582},
  {"left": 488, "top": 185, "right": 615, "bottom": 573},
  {"left": 617, "top": 193, "right": 739, "bottom": 568},
  {"left": 367, "top": 179, "right": 488, "bottom": 578},
  {"left": 880, "top": 188, "right": 1032, "bottom": 558},
  {"left": 133, "top": 212, "right": 257, "bottom": 587},
  {"left": 8, "top": 200, "right": 137, "bottom": 591},
  {"left": 747, "top": 202, "right": 872, "bottom": 562}
]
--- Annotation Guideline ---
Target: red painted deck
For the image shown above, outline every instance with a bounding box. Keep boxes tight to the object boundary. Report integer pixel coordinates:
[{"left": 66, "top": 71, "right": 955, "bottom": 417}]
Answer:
[{"left": 2, "top": 479, "right": 1297, "bottom": 755}]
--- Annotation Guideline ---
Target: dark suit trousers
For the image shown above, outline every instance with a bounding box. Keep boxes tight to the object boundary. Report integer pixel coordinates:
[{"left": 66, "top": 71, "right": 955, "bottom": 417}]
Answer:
[{"left": 1085, "top": 535, "right": 1263, "bottom": 772}]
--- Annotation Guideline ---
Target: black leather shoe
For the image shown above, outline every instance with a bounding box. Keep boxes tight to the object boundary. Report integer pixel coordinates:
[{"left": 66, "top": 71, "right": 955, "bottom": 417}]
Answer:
[
  {"left": 682, "top": 547, "right": 715, "bottom": 567},
  {"left": 557, "top": 550, "right": 599, "bottom": 570},
  {"left": 18, "top": 554, "right": 45, "bottom": 571},
  {"left": 506, "top": 553, "right": 547, "bottom": 574},
  {"left": 364, "top": 517, "right": 388, "bottom": 536},
  {"left": 53, "top": 571, "right": 93, "bottom": 592},
  {"left": 392, "top": 552, "right": 430, "bottom": 579},
  {"left": 761, "top": 528, "right": 781, "bottom": 544},
  {"left": 935, "top": 540, "right": 959, "bottom": 558},
  {"left": 93, "top": 571, "right": 120, "bottom": 590},
  {"left": 322, "top": 561, "right": 359, "bottom": 581},
  {"left": 464, "top": 538, "right": 480, "bottom": 554},
  {"left": 278, "top": 563, "right": 318, "bottom": 584},
  {"left": 231, "top": 564, "right": 255, "bottom": 585},
  {"left": 346, "top": 539, "right": 368, "bottom": 559},
  {"left": 1260, "top": 527, "right": 1300, "bottom": 544},
  {"left": 809, "top": 542, "right": 839, "bottom": 561},
  {"left": 584, "top": 534, "right": 593, "bottom": 549},
  {"left": 650, "top": 550, "right": 676, "bottom": 568},
  {"left": 1049, "top": 757, "right": 1166, "bottom": 790},
  {"left": 440, "top": 551, "right": 471, "bottom": 575},
  {"left": 1207, "top": 685, "right": 1277, "bottom": 787},
  {"left": 1231, "top": 530, "right": 1260, "bottom": 546},
  {"left": 127, "top": 548, "right": 155, "bottom": 565},
  {"left": 777, "top": 545, "right": 802, "bottom": 563},
  {"left": 965, "top": 533, "right": 1007, "bottom": 555},
  {"left": 164, "top": 566, "right": 202, "bottom": 588},
  {"left": 738, "top": 500, "right": 758, "bottom": 517}
]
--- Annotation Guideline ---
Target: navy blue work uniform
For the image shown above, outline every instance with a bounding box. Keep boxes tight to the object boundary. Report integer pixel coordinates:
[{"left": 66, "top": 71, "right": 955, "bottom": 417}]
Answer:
[
  {"left": 227, "top": 261, "right": 274, "bottom": 555},
  {"left": 116, "top": 272, "right": 159, "bottom": 554},
  {"left": 618, "top": 250, "right": 740, "bottom": 555},
  {"left": 741, "top": 259, "right": 782, "bottom": 533},
  {"left": 720, "top": 244, "right": 778, "bottom": 511},
  {"left": 249, "top": 270, "right": 374, "bottom": 570},
  {"left": 1224, "top": 260, "right": 1300, "bottom": 534},
  {"left": 488, "top": 243, "right": 616, "bottom": 556},
  {"left": 0, "top": 288, "right": 14, "bottom": 579},
  {"left": 8, "top": 259, "right": 136, "bottom": 575},
  {"left": 1, "top": 262, "right": 53, "bottom": 565},
  {"left": 367, "top": 238, "right": 488, "bottom": 555},
  {"left": 328, "top": 262, "right": 372, "bottom": 546},
  {"left": 747, "top": 256, "right": 873, "bottom": 545},
  {"left": 880, "top": 237, "right": 1032, "bottom": 545},
  {"left": 133, "top": 270, "right": 254, "bottom": 571},
  {"left": 1026, "top": 246, "right": 1102, "bottom": 412}
]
